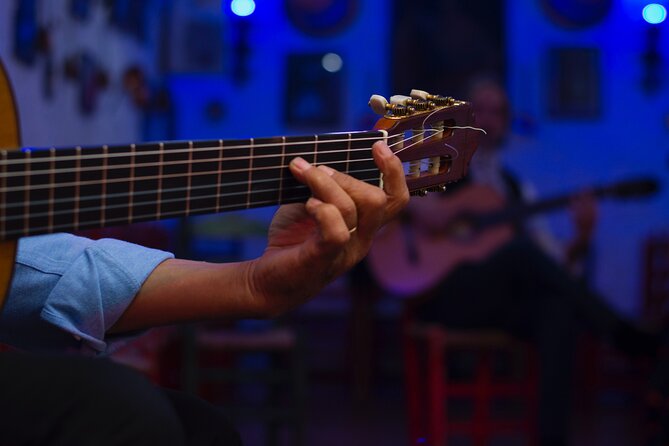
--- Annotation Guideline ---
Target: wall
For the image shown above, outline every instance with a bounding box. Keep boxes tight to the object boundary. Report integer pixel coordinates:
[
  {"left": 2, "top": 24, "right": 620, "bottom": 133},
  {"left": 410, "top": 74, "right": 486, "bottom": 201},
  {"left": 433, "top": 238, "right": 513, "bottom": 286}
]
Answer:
[
  {"left": 0, "top": 0, "right": 158, "bottom": 148},
  {"left": 168, "top": 0, "right": 390, "bottom": 140},
  {"left": 506, "top": 0, "right": 669, "bottom": 314}
]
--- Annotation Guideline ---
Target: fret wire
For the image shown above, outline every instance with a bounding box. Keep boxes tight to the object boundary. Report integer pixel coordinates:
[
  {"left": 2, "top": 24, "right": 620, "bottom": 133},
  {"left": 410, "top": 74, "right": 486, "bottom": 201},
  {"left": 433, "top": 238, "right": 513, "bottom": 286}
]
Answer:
[
  {"left": 0, "top": 127, "right": 415, "bottom": 182},
  {"left": 215, "top": 139, "right": 223, "bottom": 213},
  {"left": 23, "top": 150, "right": 30, "bottom": 236},
  {"left": 278, "top": 136, "right": 285, "bottom": 205},
  {"left": 48, "top": 148, "right": 55, "bottom": 232},
  {"left": 101, "top": 145, "right": 108, "bottom": 227},
  {"left": 74, "top": 147, "right": 81, "bottom": 231},
  {"left": 0, "top": 145, "right": 380, "bottom": 179},
  {"left": 346, "top": 133, "right": 352, "bottom": 174},
  {"left": 246, "top": 138, "right": 253, "bottom": 209},
  {"left": 1, "top": 177, "right": 381, "bottom": 239},
  {"left": 185, "top": 141, "right": 193, "bottom": 217},
  {"left": 1, "top": 169, "right": 382, "bottom": 223},
  {"left": 0, "top": 132, "right": 390, "bottom": 166},
  {"left": 156, "top": 143, "right": 163, "bottom": 220},
  {"left": 0, "top": 156, "right": 381, "bottom": 194},
  {"left": 2, "top": 165, "right": 378, "bottom": 210},
  {"left": 128, "top": 144, "right": 136, "bottom": 224},
  {"left": 0, "top": 151, "right": 5, "bottom": 238}
]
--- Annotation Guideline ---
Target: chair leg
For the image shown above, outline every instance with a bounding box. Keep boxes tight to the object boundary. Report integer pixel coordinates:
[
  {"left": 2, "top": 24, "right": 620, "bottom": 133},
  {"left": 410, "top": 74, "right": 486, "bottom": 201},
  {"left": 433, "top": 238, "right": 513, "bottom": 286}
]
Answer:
[
  {"left": 428, "top": 331, "right": 447, "bottom": 446},
  {"left": 404, "top": 333, "right": 426, "bottom": 445}
]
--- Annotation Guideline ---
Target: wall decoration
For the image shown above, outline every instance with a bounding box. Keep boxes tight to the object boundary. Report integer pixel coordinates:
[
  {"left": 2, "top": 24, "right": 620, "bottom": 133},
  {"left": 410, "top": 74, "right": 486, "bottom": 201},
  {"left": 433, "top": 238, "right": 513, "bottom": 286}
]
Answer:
[
  {"left": 284, "top": 53, "right": 342, "bottom": 128},
  {"left": 105, "top": 0, "right": 149, "bottom": 41},
  {"left": 182, "top": 18, "right": 225, "bottom": 73},
  {"left": 546, "top": 47, "right": 601, "bottom": 119},
  {"left": 64, "top": 53, "right": 110, "bottom": 115},
  {"left": 13, "top": 0, "right": 39, "bottom": 65},
  {"left": 541, "top": 0, "right": 612, "bottom": 29},
  {"left": 285, "top": 0, "right": 358, "bottom": 37}
]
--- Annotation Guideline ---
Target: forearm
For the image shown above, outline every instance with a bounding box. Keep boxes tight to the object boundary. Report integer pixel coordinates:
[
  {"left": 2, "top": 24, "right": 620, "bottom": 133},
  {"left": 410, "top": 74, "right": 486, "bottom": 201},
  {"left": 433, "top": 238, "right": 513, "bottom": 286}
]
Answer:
[{"left": 109, "top": 258, "right": 260, "bottom": 334}]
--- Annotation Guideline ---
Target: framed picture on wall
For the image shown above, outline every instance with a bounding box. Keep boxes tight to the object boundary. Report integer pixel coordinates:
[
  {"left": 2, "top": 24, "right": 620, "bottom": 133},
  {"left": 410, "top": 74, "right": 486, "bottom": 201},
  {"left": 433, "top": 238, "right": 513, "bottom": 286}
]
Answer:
[
  {"left": 284, "top": 53, "right": 343, "bottom": 128},
  {"left": 547, "top": 47, "right": 601, "bottom": 119}
]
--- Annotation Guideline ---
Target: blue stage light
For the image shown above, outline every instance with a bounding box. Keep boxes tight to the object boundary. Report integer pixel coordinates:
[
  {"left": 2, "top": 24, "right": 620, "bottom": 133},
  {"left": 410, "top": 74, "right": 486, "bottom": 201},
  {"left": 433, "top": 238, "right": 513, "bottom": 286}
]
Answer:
[
  {"left": 230, "top": 0, "right": 255, "bottom": 17},
  {"left": 643, "top": 3, "right": 667, "bottom": 24}
]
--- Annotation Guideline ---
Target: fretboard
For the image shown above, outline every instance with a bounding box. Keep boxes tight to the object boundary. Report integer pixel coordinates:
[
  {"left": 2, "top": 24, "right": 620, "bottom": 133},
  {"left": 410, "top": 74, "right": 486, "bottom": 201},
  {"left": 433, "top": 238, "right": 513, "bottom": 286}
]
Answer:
[{"left": 0, "top": 131, "right": 386, "bottom": 241}]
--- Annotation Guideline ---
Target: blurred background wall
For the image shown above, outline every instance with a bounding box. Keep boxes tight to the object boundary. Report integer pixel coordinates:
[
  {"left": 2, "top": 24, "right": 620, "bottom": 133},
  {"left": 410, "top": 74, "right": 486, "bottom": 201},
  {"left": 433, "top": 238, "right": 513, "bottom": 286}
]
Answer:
[{"left": 1, "top": 0, "right": 668, "bottom": 312}]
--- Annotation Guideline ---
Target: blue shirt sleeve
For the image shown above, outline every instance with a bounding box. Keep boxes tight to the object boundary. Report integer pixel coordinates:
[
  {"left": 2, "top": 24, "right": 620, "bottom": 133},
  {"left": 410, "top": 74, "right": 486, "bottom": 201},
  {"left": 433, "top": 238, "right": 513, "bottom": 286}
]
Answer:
[{"left": 0, "top": 233, "right": 174, "bottom": 354}]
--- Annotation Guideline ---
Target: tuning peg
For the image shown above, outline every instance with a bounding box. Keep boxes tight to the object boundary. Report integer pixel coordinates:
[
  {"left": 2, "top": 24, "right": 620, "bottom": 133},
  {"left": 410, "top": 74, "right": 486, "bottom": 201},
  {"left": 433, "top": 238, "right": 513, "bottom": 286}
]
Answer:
[
  {"left": 410, "top": 89, "right": 453, "bottom": 106},
  {"left": 369, "top": 94, "right": 389, "bottom": 115},
  {"left": 391, "top": 94, "right": 430, "bottom": 111},
  {"left": 410, "top": 89, "right": 430, "bottom": 100},
  {"left": 369, "top": 94, "right": 410, "bottom": 116},
  {"left": 390, "top": 95, "right": 411, "bottom": 105}
]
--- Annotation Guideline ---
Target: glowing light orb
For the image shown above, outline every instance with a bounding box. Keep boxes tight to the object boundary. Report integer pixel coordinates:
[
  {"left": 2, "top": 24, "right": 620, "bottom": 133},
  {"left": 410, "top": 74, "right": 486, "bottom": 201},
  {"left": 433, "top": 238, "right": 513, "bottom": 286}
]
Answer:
[
  {"left": 643, "top": 3, "right": 667, "bottom": 24},
  {"left": 321, "top": 53, "right": 343, "bottom": 73},
  {"left": 230, "top": 0, "right": 255, "bottom": 17}
]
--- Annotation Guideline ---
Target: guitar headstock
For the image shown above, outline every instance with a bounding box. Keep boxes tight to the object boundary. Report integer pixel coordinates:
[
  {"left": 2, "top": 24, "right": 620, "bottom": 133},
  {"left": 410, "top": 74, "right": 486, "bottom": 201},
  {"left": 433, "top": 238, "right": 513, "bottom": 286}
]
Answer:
[{"left": 370, "top": 89, "right": 480, "bottom": 196}]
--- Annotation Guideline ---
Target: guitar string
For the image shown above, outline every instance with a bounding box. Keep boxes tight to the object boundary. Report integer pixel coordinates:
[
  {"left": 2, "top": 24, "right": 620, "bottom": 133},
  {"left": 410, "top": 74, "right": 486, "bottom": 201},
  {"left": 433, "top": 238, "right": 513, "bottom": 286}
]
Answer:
[
  {"left": 0, "top": 123, "right": 472, "bottom": 171},
  {"left": 0, "top": 131, "right": 414, "bottom": 167},
  {"left": 0, "top": 129, "right": 447, "bottom": 192},
  {"left": 0, "top": 120, "right": 486, "bottom": 168},
  {"left": 0, "top": 127, "right": 477, "bottom": 232},
  {"left": 0, "top": 183, "right": 369, "bottom": 238},
  {"left": 2, "top": 166, "right": 385, "bottom": 210},
  {"left": 1, "top": 170, "right": 381, "bottom": 221}
]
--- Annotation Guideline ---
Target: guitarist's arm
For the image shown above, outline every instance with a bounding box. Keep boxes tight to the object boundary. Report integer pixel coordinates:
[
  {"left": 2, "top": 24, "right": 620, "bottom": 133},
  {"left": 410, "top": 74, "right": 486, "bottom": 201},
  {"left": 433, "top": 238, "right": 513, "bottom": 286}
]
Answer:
[
  {"left": 111, "top": 142, "right": 408, "bottom": 332},
  {"left": 3, "top": 142, "right": 407, "bottom": 352}
]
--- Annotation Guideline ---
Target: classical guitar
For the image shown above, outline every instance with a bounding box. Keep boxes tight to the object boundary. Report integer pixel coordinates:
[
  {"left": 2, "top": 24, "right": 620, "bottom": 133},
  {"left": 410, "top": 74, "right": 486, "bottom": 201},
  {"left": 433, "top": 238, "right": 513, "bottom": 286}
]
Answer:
[
  {"left": 368, "top": 178, "right": 658, "bottom": 296},
  {"left": 0, "top": 61, "right": 480, "bottom": 311}
]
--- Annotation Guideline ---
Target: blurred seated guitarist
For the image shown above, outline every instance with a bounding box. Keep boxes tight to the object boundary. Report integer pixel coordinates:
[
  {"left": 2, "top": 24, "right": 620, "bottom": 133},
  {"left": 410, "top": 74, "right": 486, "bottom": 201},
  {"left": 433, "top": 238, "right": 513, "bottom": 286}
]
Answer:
[{"left": 408, "top": 77, "right": 655, "bottom": 446}]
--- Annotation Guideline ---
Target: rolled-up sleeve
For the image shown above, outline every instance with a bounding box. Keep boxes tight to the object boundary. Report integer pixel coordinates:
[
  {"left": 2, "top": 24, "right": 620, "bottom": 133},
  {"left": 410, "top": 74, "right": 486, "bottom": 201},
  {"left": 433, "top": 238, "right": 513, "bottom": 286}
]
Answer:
[{"left": 0, "top": 233, "right": 173, "bottom": 354}]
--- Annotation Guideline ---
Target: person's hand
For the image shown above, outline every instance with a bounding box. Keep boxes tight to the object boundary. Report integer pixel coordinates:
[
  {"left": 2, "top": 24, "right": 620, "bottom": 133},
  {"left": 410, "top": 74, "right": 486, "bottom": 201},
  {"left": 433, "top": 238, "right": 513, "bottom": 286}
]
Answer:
[{"left": 246, "top": 140, "right": 409, "bottom": 316}]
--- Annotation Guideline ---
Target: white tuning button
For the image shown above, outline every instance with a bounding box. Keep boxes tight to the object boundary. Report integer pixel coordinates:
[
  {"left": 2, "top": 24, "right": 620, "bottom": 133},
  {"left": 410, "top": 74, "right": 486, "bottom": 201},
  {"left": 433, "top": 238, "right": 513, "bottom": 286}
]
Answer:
[
  {"left": 410, "top": 89, "right": 430, "bottom": 100},
  {"left": 369, "top": 94, "right": 389, "bottom": 115},
  {"left": 390, "top": 95, "right": 411, "bottom": 105}
]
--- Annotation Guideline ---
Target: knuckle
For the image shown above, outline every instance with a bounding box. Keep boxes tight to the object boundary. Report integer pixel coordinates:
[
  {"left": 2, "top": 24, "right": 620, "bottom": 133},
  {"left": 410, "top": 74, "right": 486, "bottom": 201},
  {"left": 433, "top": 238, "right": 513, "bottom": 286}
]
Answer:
[
  {"left": 368, "top": 189, "right": 387, "bottom": 210},
  {"left": 324, "top": 227, "right": 350, "bottom": 246},
  {"left": 340, "top": 201, "right": 357, "bottom": 220}
]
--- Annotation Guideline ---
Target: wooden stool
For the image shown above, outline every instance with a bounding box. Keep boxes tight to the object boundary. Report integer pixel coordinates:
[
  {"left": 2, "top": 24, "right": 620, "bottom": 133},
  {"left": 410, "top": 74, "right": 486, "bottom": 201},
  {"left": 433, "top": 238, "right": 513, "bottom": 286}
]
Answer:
[
  {"left": 181, "top": 324, "right": 306, "bottom": 446},
  {"left": 403, "top": 310, "right": 538, "bottom": 446}
]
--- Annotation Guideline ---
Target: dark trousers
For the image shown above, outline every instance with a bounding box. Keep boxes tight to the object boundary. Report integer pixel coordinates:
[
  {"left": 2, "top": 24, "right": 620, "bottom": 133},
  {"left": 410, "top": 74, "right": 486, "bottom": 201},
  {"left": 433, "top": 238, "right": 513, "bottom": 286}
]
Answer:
[
  {"left": 416, "top": 237, "right": 625, "bottom": 444},
  {"left": 0, "top": 351, "right": 242, "bottom": 446}
]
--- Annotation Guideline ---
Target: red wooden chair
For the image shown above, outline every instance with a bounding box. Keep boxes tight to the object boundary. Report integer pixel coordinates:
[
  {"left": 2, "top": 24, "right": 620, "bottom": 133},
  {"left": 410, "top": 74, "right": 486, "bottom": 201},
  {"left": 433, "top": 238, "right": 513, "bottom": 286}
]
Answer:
[{"left": 402, "top": 303, "right": 538, "bottom": 446}]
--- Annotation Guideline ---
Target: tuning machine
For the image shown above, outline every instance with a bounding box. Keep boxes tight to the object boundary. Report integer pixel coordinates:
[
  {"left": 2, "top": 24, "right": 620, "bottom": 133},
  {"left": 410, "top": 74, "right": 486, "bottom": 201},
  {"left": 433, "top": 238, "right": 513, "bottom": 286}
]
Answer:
[
  {"left": 426, "top": 185, "right": 447, "bottom": 193},
  {"left": 410, "top": 189, "right": 429, "bottom": 197},
  {"left": 410, "top": 89, "right": 454, "bottom": 107},
  {"left": 369, "top": 94, "right": 410, "bottom": 117}
]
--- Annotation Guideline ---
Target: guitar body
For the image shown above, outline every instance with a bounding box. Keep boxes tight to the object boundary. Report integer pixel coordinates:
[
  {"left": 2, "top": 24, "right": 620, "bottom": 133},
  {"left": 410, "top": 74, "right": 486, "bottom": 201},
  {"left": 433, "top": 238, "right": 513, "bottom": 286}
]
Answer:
[
  {"left": 368, "top": 184, "right": 514, "bottom": 296},
  {"left": 0, "top": 60, "right": 20, "bottom": 310}
]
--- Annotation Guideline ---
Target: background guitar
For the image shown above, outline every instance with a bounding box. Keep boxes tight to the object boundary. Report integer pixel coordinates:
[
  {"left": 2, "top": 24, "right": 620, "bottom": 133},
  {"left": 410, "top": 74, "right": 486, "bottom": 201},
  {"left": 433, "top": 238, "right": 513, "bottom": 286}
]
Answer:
[
  {"left": 368, "top": 177, "right": 659, "bottom": 296},
  {"left": 0, "top": 60, "right": 480, "bottom": 310}
]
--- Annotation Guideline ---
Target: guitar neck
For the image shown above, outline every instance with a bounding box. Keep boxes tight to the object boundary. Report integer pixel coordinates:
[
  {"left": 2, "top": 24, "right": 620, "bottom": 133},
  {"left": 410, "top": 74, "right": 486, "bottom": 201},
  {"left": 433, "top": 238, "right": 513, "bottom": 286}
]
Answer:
[
  {"left": 479, "top": 185, "right": 614, "bottom": 229},
  {"left": 0, "top": 130, "right": 386, "bottom": 241}
]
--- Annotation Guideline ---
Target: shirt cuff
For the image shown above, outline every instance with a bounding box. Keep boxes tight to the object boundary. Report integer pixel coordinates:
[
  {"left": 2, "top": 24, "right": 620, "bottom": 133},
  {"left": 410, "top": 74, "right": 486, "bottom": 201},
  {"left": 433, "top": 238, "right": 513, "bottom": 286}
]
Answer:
[{"left": 40, "top": 238, "right": 173, "bottom": 353}]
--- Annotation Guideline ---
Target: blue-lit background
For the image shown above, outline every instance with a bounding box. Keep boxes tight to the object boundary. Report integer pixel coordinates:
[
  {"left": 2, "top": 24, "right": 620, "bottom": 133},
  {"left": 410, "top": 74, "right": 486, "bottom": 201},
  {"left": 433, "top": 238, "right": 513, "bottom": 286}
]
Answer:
[{"left": 0, "top": 0, "right": 668, "bottom": 442}]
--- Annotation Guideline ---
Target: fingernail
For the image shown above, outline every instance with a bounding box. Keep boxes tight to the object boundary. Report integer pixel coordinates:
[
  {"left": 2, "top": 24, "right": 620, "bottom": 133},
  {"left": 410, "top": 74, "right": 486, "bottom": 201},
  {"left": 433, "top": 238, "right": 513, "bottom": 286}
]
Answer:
[
  {"left": 291, "top": 157, "right": 311, "bottom": 172},
  {"left": 376, "top": 141, "right": 393, "bottom": 157},
  {"left": 318, "top": 164, "right": 335, "bottom": 176}
]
